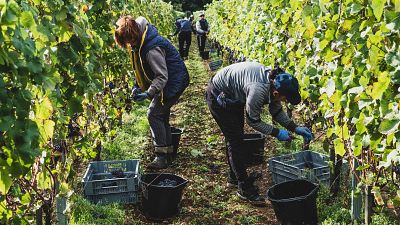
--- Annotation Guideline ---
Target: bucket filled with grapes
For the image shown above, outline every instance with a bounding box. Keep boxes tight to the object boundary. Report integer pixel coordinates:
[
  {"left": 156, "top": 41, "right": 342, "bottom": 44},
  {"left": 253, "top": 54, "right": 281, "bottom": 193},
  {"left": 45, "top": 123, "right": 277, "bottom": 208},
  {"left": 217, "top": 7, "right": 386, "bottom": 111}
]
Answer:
[{"left": 140, "top": 173, "right": 188, "bottom": 220}]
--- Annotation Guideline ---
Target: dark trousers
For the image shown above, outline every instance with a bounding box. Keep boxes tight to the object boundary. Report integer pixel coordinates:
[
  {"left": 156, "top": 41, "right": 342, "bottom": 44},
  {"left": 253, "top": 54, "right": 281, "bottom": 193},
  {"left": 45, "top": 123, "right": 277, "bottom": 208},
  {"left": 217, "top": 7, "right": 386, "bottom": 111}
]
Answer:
[
  {"left": 148, "top": 93, "right": 182, "bottom": 147},
  {"left": 197, "top": 34, "right": 207, "bottom": 58},
  {"left": 206, "top": 82, "right": 249, "bottom": 183},
  {"left": 178, "top": 31, "right": 192, "bottom": 58}
]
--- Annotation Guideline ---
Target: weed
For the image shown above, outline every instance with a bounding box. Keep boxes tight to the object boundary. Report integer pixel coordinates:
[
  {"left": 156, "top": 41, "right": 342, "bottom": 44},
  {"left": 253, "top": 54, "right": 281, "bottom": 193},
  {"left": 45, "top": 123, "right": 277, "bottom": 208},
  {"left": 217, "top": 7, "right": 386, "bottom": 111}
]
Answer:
[
  {"left": 69, "top": 195, "right": 124, "bottom": 225},
  {"left": 102, "top": 105, "right": 149, "bottom": 160}
]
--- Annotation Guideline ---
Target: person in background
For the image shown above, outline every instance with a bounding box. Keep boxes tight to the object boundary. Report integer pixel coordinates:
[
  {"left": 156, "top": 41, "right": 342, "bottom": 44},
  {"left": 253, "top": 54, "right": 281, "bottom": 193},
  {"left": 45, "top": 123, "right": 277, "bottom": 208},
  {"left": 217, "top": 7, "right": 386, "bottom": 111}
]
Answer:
[
  {"left": 196, "top": 12, "right": 209, "bottom": 60},
  {"left": 206, "top": 62, "right": 313, "bottom": 206},
  {"left": 114, "top": 16, "right": 189, "bottom": 169},
  {"left": 172, "top": 11, "right": 193, "bottom": 60}
]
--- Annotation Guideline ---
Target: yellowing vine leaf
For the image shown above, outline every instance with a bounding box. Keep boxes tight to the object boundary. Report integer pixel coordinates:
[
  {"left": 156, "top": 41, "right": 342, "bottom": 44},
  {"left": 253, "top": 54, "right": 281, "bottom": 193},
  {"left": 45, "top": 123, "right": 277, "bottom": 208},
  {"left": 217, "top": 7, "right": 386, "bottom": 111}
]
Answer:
[
  {"left": 371, "top": 0, "right": 386, "bottom": 21},
  {"left": 334, "top": 138, "right": 346, "bottom": 156},
  {"left": 370, "top": 71, "right": 390, "bottom": 100}
]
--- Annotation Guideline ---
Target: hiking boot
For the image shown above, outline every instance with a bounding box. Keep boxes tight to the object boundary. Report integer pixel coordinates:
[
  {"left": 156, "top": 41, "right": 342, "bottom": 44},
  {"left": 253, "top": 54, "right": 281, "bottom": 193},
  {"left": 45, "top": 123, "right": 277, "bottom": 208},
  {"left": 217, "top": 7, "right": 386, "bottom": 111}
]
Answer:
[
  {"left": 237, "top": 182, "right": 266, "bottom": 207},
  {"left": 147, "top": 155, "right": 169, "bottom": 169},
  {"left": 227, "top": 171, "right": 262, "bottom": 188},
  {"left": 237, "top": 189, "right": 266, "bottom": 207}
]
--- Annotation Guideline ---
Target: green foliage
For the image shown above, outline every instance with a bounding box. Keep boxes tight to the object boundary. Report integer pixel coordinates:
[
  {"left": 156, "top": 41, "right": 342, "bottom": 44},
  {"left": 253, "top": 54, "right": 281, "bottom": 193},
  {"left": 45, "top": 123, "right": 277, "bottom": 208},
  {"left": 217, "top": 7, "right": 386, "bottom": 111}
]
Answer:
[
  {"left": 371, "top": 213, "right": 399, "bottom": 225},
  {"left": 70, "top": 195, "right": 124, "bottom": 225},
  {"left": 317, "top": 186, "right": 352, "bottom": 224},
  {"left": 102, "top": 106, "right": 149, "bottom": 160}
]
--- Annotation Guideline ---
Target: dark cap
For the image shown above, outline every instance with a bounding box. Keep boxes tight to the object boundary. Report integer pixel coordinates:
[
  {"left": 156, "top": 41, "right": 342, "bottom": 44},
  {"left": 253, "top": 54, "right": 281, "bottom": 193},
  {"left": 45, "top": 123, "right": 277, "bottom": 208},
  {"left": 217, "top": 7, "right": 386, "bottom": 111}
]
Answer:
[{"left": 273, "top": 72, "right": 301, "bottom": 105}]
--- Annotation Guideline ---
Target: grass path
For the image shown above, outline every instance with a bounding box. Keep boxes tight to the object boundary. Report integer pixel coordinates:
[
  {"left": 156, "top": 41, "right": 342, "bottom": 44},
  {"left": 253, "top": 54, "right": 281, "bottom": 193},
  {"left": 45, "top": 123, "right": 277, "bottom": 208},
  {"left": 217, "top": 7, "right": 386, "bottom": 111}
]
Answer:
[{"left": 122, "top": 43, "right": 280, "bottom": 224}]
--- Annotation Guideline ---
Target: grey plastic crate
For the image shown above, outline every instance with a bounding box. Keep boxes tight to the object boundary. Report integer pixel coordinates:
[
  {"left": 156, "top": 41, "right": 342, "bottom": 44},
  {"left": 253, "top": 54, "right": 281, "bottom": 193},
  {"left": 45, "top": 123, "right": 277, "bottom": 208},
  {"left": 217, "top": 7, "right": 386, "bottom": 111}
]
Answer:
[
  {"left": 209, "top": 59, "right": 223, "bottom": 71},
  {"left": 82, "top": 159, "right": 140, "bottom": 204},
  {"left": 269, "top": 151, "right": 330, "bottom": 186}
]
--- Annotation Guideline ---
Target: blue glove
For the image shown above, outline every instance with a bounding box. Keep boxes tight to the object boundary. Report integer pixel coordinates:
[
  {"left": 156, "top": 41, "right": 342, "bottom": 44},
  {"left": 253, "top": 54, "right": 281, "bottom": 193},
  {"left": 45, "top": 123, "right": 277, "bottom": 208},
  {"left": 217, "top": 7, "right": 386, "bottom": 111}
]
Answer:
[
  {"left": 295, "top": 127, "right": 314, "bottom": 142},
  {"left": 216, "top": 92, "right": 227, "bottom": 108},
  {"left": 131, "top": 87, "right": 142, "bottom": 99},
  {"left": 216, "top": 92, "right": 240, "bottom": 108},
  {"left": 277, "top": 130, "right": 291, "bottom": 141},
  {"left": 133, "top": 91, "right": 149, "bottom": 101}
]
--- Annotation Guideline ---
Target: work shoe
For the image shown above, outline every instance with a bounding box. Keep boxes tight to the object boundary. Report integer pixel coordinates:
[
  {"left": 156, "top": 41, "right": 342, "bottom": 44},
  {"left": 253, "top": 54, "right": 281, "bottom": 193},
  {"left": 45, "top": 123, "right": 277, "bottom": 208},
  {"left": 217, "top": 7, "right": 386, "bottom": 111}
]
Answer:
[
  {"left": 227, "top": 171, "right": 262, "bottom": 188},
  {"left": 147, "top": 155, "right": 169, "bottom": 169},
  {"left": 237, "top": 189, "right": 266, "bottom": 207},
  {"left": 237, "top": 183, "right": 266, "bottom": 207}
]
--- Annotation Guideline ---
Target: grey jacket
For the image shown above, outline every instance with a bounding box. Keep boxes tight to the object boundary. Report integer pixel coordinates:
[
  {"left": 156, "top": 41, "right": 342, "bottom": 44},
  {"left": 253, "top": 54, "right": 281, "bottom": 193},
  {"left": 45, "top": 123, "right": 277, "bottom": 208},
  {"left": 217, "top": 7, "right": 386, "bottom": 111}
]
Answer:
[{"left": 211, "top": 62, "right": 297, "bottom": 136}]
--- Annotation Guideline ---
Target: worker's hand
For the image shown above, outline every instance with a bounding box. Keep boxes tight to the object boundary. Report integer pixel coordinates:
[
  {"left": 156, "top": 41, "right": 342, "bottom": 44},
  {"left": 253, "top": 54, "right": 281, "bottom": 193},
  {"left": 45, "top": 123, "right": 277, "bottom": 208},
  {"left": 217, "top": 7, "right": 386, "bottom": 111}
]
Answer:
[
  {"left": 295, "top": 127, "right": 314, "bottom": 142},
  {"left": 216, "top": 92, "right": 227, "bottom": 108},
  {"left": 131, "top": 87, "right": 142, "bottom": 98},
  {"left": 133, "top": 91, "right": 149, "bottom": 102},
  {"left": 276, "top": 130, "right": 292, "bottom": 141}
]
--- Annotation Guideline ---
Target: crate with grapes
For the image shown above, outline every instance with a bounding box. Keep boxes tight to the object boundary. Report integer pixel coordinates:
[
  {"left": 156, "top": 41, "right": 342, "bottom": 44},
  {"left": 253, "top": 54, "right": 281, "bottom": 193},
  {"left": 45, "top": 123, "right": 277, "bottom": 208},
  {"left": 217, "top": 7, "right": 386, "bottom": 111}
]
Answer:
[{"left": 82, "top": 160, "right": 140, "bottom": 204}]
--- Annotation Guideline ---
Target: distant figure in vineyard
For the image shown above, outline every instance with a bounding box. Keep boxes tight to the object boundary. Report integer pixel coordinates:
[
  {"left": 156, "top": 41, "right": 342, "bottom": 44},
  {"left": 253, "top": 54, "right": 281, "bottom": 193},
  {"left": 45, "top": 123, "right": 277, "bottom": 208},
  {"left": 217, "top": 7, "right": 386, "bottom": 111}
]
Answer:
[
  {"left": 206, "top": 62, "right": 313, "bottom": 206},
  {"left": 114, "top": 16, "right": 189, "bottom": 169},
  {"left": 172, "top": 11, "right": 193, "bottom": 60},
  {"left": 195, "top": 12, "right": 209, "bottom": 60}
]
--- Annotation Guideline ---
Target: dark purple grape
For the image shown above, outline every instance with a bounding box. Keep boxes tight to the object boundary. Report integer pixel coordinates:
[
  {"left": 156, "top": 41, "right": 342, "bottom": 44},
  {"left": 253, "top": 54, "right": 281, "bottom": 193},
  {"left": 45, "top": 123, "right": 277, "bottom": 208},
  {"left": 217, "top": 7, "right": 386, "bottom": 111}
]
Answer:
[
  {"left": 157, "top": 178, "right": 177, "bottom": 187},
  {"left": 67, "top": 122, "right": 81, "bottom": 138},
  {"left": 393, "top": 165, "right": 400, "bottom": 175},
  {"left": 108, "top": 82, "right": 115, "bottom": 90},
  {"left": 111, "top": 169, "right": 125, "bottom": 178},
  {"left": 54, "top": 144, "right": 62, "bottom": 152}
]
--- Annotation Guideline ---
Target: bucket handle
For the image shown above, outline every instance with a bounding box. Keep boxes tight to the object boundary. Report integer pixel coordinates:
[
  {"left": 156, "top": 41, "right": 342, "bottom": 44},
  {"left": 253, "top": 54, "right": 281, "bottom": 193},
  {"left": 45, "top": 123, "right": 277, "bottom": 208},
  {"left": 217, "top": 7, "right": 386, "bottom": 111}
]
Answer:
[{"left": 141, "top": 171, "right": 166, "bottom": 198}]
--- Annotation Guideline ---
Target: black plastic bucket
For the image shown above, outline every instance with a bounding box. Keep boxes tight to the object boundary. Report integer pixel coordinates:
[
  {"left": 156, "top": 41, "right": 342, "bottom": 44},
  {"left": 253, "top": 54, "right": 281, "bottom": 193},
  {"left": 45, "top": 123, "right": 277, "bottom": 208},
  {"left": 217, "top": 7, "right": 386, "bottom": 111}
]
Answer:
[
  {"left": 171, "top": 127, "right": 182, "bottom": 156},
  {"left": 243, "top": 133, "right": 266, "bottom": 166},
  {"left": 140, "top": 173, "right": 188, "bottom": 220},
  {"left": 266, "top": 179, "right": 319, "bottom": 225}
]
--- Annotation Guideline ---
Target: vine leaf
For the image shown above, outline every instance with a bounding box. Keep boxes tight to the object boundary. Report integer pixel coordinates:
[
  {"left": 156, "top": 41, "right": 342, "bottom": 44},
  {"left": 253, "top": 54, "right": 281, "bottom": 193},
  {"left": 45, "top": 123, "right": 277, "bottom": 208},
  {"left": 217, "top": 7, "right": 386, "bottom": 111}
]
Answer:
[
  {"left": 37, "top": 167, "right": 52, "bottom": 189},
  {"left": 0, "top": 116, "right": 14, "bottom": 132},
  {"left": 349, "top": 3, "right": 363, "bottom": 15},
  {"left": 378, "top": 119, "right": 400, "bottom": 135},
  {"left": 0, "top": 166, "right": 12, "bottom": 194},
  {"left": 334, "top": 138, "right": 346, "bottom": 156},
  {"left": 20, "top": 11, "right": 35, "bottom": 28},
  {"left": 370, "top": 71, "right": 390, "bottom": 99},
  {"left": 371, "top": 0, "right": 385, "bottom": 21},
  {"left": 395, "top": 0, "right": 400, "bottom": 12}
]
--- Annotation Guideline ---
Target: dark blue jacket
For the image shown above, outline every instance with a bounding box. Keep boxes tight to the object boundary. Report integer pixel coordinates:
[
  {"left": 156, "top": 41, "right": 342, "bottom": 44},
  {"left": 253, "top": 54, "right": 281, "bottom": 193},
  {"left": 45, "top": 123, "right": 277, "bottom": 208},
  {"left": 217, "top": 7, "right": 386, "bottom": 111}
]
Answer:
[
  {"left": 140, "top": 25, "right": 189, "bottom": 100},
  {"left": 178, "top": 19, "right": 193, "bottom": 32}
]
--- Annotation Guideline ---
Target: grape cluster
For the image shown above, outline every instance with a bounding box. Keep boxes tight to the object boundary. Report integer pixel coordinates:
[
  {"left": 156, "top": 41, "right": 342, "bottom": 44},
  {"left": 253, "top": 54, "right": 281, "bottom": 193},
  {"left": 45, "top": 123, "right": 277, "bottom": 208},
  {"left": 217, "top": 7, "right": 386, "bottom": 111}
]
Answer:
[
  {"left": 211, "top": 40, "right": 246, "bottom": 65},
  {"left": 393, "top": 165, "right": 400, "bottom": 175},
  {"left": 108, "top": 81, "right": 115, "bottom": 90},
  {"left": 111, "top": 169, "right": 125, "bottom": 178},
  {"left": 68, "top": 114, "right": 81, "bottom": 138},
  {"left": 226, "top": 47, "right": 246, "bottom": 64},
  {"left": 157, "top": 178, "right": 177, "bottom": 187},
  {"left": 54, "top": 145, "right": 62, "bottom": 154},
  {"left": 67, "top": 122, "right": 81, "bottom": 138}
]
